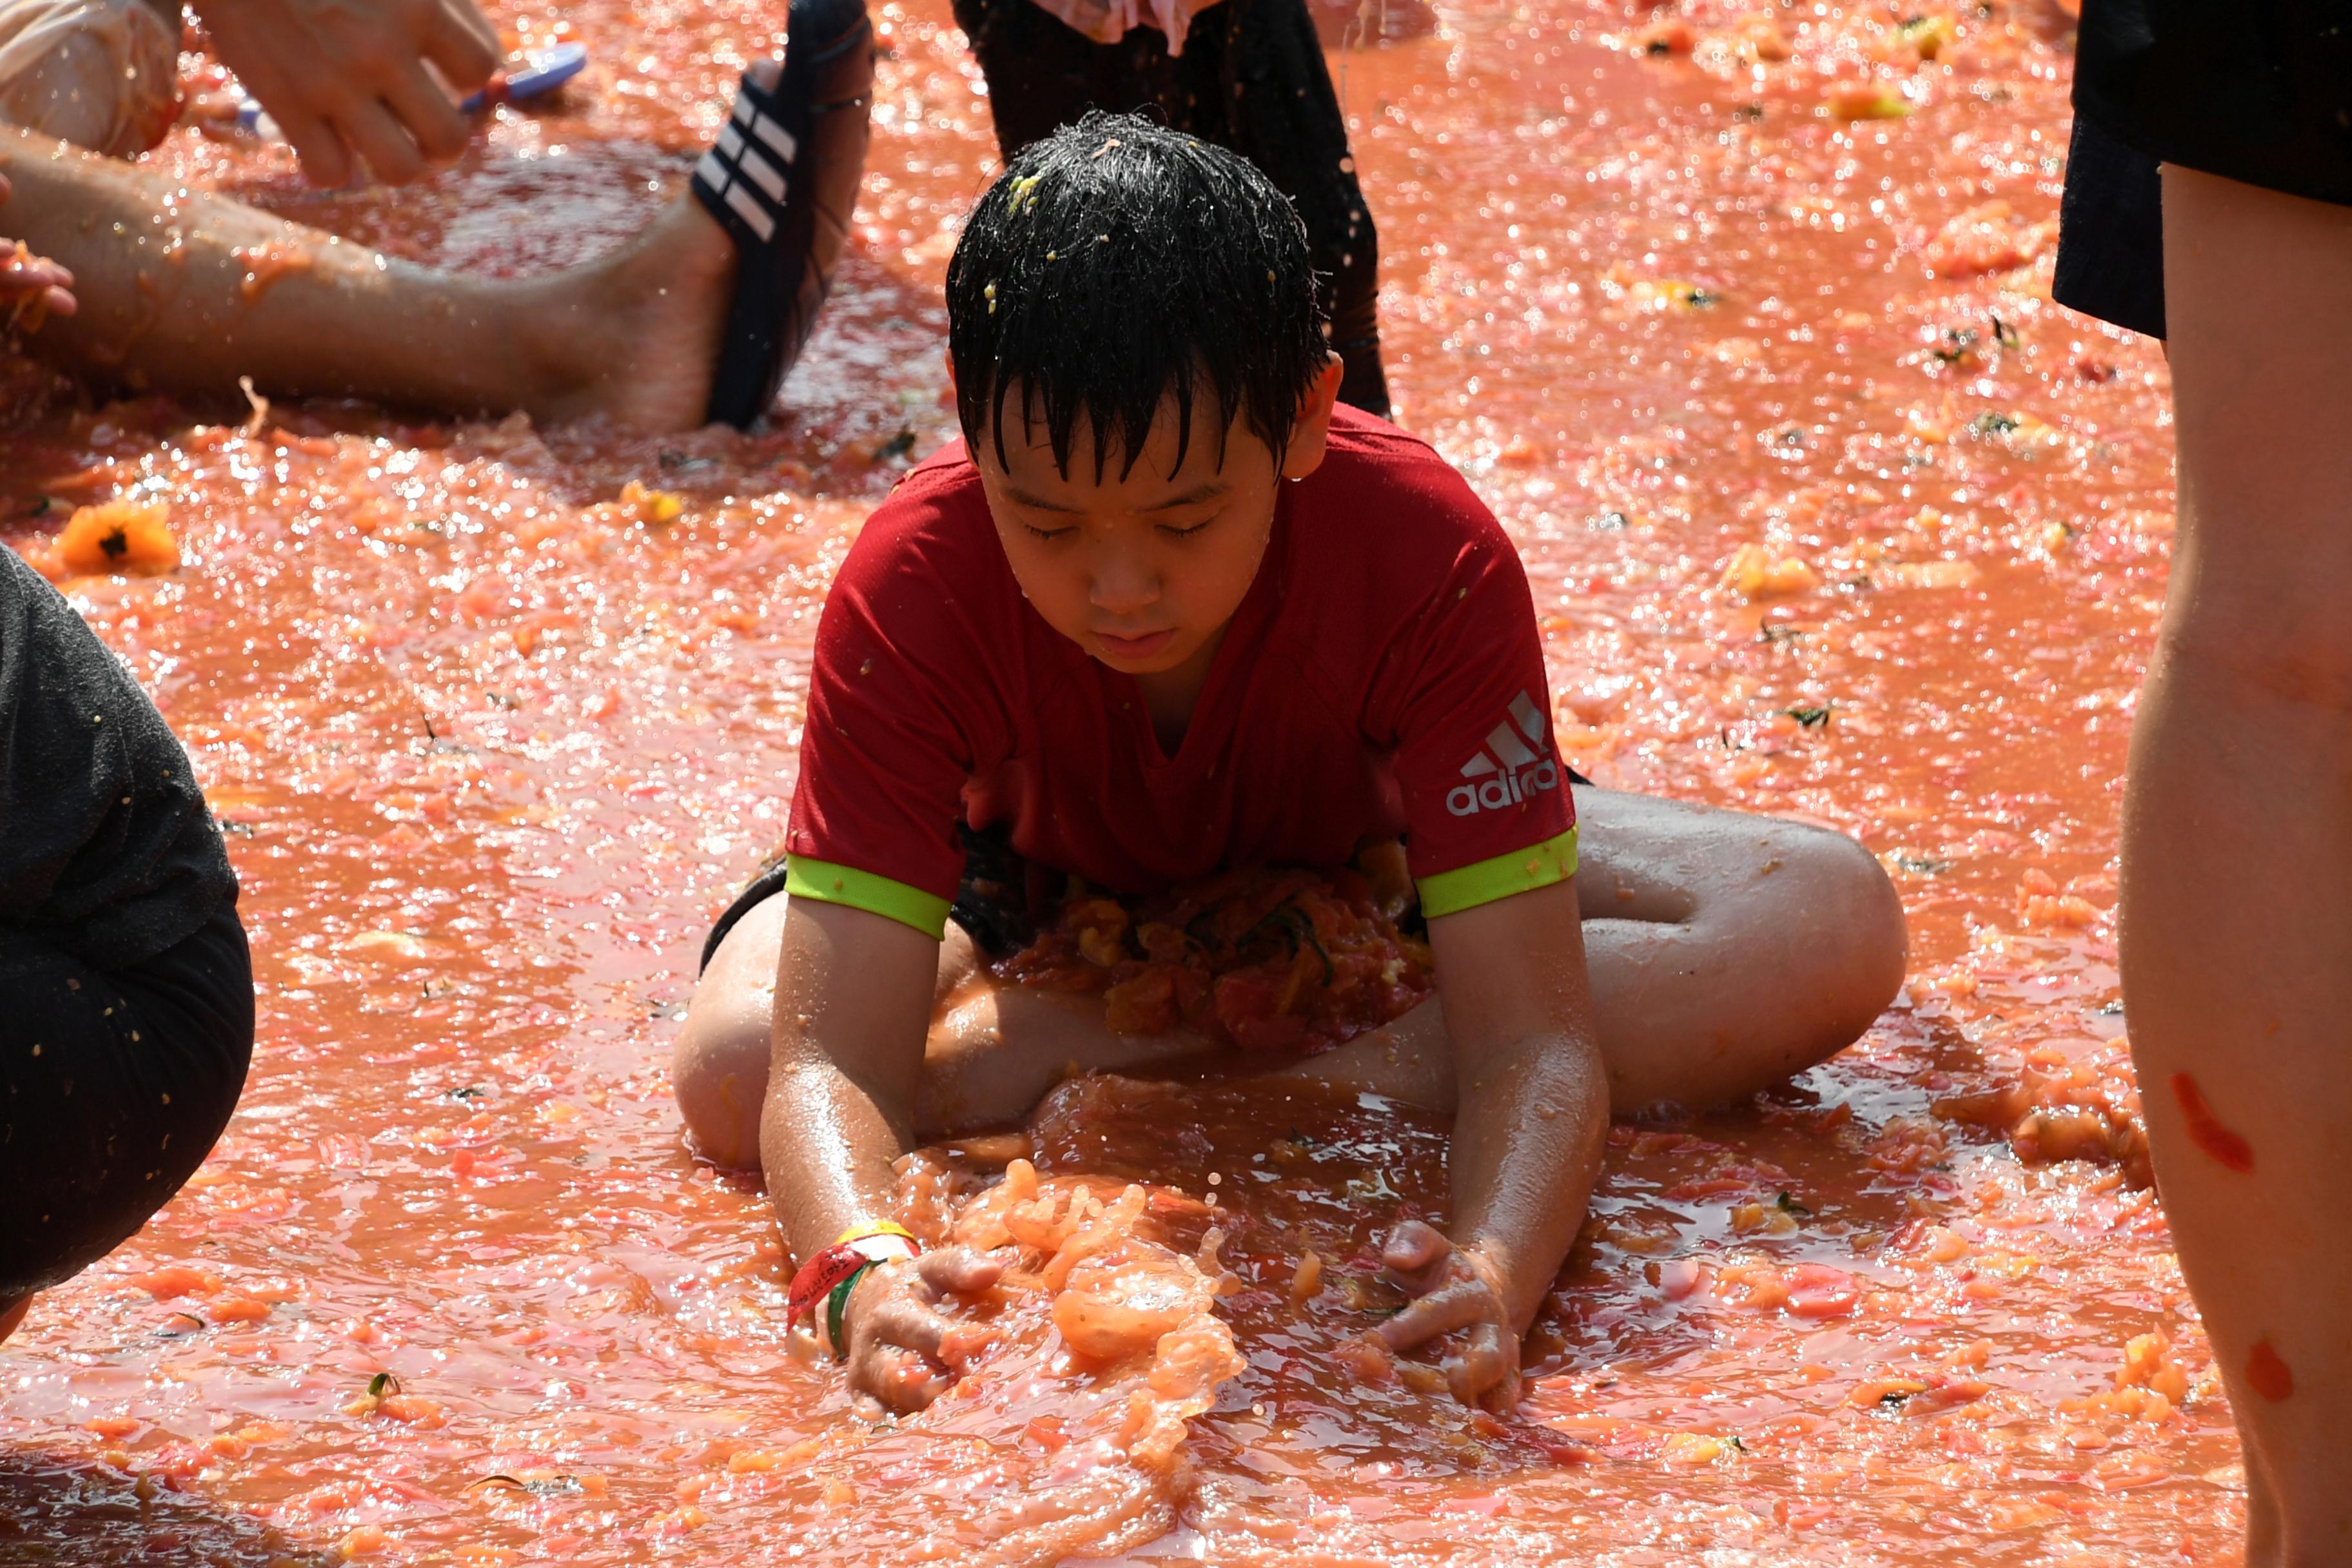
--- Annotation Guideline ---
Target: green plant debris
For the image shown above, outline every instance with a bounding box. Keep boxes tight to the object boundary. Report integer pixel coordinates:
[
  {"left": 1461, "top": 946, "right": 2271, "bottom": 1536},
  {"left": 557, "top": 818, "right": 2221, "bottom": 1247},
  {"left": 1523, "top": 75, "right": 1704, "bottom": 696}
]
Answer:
[{"left": 1933, "top": 328, "right": 1980, "bottom": 365}]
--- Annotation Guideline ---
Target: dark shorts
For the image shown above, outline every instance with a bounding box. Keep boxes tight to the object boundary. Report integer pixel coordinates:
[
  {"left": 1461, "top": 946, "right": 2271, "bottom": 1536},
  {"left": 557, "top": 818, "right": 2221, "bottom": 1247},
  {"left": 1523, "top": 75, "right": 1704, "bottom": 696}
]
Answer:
[
  {"left": 2059, "top": 0, "right": 2352, "bottom": 338},
  {"left": 700, "top": 825, "right": 1055, "bottom": 973},
  {"left": 950, "top": 0, "right": 1389, "bottom": 416},
  {"left": 0, "top": 902, "right": 254, "bottom": 1297},
  {"left": 2053, "top": 114, "right": 2168, "bottom": 340},
  {"left": 701, "top": 767, "right": 1598, "bottom": 973}
]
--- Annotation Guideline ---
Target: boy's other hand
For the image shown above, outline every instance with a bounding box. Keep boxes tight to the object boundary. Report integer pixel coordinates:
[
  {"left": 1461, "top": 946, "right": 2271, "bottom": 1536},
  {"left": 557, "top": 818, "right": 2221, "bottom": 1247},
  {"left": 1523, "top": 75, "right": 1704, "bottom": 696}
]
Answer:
[
  {"left": 841, "top": 1247, "right": 1005, "bottom": 1415},
  {"left": 1375, "top": 1219, "right": 1524, "bottom": 1412},
  {"left": 193, "top": 0, "right": 500, "bottom": 186}
]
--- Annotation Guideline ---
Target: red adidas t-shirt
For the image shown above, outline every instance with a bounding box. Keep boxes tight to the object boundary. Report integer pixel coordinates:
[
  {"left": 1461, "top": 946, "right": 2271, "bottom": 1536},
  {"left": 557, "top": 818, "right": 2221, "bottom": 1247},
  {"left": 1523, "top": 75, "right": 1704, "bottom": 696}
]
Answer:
[{"left": 780, "top": 407, "right": 1576, "bottom": 934}]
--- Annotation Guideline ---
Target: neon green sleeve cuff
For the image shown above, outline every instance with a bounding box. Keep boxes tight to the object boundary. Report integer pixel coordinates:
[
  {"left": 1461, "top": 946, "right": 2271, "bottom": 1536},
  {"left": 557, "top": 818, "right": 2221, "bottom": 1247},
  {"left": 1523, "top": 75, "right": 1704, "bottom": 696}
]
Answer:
[
  {"left": 783, "top": 855, "right": 952, "bottom": 939},
  {"left": 1415, "top": 826, "right": 1580, "bottom": 920}
]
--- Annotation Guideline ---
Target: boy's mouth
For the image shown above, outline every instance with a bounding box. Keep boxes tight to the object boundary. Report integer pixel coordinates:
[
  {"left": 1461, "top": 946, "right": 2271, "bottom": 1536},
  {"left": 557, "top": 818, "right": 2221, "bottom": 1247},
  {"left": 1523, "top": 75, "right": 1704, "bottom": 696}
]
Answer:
[{"left": 1092, "top": 627, "right": 1179, "bottom": 662}]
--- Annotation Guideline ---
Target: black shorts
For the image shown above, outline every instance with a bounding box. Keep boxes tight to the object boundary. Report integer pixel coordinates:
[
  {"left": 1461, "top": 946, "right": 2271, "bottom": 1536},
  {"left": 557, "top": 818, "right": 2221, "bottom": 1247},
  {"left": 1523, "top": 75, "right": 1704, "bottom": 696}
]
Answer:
[
  {"left": 950, "top": 0, "right": 1389, "bottom": 416},
  {"left": 2053, "top": 114, "right": 2168, "bottom": 340},
  {"left": 700, "top": 824, "right": 1057, "bottom": 972},
  {"left": 0, "top": 903, "right": 254, "bottom": 1297},
  {"left": 701, "top": 768, "right": 1598, "bottom": 973},
  {"left": 2059, "top": 0, "right": 2352, "bottom": 338}
]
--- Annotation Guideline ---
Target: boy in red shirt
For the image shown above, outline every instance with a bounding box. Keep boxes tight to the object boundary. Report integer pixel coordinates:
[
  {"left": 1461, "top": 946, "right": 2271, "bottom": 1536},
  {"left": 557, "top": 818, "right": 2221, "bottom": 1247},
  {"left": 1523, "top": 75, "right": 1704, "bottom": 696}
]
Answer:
[{"left": 678, "top": 113, "right": 1906, "bottom": 1414}]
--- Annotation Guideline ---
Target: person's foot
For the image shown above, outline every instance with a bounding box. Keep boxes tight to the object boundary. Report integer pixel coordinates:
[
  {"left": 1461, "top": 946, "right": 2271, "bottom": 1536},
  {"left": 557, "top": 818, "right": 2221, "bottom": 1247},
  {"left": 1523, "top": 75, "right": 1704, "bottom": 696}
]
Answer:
[
  {"left": 0, "top": 1292, "right": 32, "bottom": 1346},
  {"left": 527, "top": 30, "right": 872, "bottom": 433},
  {"left": 526, "top": 189, "right": 741, "bottom": 432}
]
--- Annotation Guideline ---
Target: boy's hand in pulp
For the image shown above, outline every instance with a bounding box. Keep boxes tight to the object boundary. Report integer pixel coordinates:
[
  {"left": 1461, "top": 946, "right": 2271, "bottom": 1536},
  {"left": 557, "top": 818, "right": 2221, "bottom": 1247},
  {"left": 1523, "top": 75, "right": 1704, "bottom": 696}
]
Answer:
[
  {"left": 1375, "top": 1219, "right": 1523, "bottom": 1413},
  {"left": 840, "top": 1247, "right": 1004, "bottom": 1415}
]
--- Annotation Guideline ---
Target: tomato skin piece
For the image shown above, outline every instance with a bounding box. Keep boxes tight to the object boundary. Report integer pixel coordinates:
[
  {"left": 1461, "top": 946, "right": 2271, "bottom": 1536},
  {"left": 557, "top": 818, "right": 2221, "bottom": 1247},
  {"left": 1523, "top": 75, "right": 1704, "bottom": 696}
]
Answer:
[
  {"left": 2245, "top": 1337, "right": 2295, "bottom": 1403},
  {"left": 2168, "top": 1073, "right": 2255, "bottom": 1173},
  {"left": 1783, "top": 1264, "right": 1861, "bottom": 1319}
]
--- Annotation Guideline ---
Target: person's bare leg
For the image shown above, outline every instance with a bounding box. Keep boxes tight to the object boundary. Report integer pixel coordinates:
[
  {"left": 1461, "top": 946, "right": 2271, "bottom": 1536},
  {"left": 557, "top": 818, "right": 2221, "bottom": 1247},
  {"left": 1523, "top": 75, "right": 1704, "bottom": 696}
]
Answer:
[
  {"left": 675, "top": 788, "right": 1906, "bottom": 1162},
  {"left": 1277, "top": 787, "right": 1907, "bottom": 1111},
  {"left": 0, "top": 122, "right": 732, "bottom": 429},
  {"left": 0, "top": 1291, "right": 29, "bottom": 1346},
  {"left": 2119, "top": 166, "right": 2352, "bottom": 1567},
  {"left": 676, "top": 893, "right": 1219, "bottom": 1164}
]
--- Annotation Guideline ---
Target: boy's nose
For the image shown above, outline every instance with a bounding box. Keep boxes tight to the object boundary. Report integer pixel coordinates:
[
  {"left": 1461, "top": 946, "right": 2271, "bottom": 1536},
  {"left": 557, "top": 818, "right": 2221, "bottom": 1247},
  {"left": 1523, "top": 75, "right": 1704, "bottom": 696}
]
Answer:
[{"left": 1088, "top": 551, "right": 1159, "bottom": 615}]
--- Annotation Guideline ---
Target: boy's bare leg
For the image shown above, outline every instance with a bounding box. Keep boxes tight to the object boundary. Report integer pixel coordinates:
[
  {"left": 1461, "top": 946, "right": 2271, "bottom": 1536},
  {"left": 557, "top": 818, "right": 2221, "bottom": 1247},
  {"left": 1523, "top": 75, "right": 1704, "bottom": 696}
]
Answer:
[
  {"left": 2118, "top": 166, "right": 2352, "bottom": 1567},
  {"left": 0, "top": 124, "right": 734, "bottom": 430},
  {"left": 0, "top": 1291, "right": 29, "bottom": 1346},
  {"left": 678, "top": 898, "right": 1224, "bottom": 1164},
  {"left": 675, "top": 788, "right": 1906, "bottom": 1164},
  {"left": 1279, "top": 788, "right": 1905, "bottom": 1112}
]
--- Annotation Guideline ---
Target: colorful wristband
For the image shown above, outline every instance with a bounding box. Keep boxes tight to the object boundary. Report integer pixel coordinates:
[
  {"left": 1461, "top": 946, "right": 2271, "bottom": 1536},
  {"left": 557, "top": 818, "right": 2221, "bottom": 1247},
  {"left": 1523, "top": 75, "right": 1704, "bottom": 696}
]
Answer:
[
  {"left": 784, "top": 1221, "right": 921, "bottom": 1335},
  {"left": 822, "top": 1262, "right": 877, "bottom": 1362}
]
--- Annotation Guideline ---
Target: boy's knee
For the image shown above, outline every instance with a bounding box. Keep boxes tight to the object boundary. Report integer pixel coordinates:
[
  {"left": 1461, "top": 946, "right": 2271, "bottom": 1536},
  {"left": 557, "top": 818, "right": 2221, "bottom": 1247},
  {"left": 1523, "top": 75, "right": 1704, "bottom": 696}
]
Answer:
[
  {"left": 672, "top": 1014, "right": 770, "bottom": 1171},
  {"left": 1771, "top": 820, "right": 1908, "bottom": 1014},
  {"left": 674, "top": 893, "right": 788, "bottom": 1170}
]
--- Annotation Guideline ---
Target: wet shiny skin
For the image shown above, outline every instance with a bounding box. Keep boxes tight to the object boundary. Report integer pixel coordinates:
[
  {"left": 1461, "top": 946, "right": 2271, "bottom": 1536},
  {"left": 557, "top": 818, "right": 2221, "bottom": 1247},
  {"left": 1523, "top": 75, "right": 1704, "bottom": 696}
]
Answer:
[{"left": 0, "top": 0, "right": 2232, "bottom": 1562}]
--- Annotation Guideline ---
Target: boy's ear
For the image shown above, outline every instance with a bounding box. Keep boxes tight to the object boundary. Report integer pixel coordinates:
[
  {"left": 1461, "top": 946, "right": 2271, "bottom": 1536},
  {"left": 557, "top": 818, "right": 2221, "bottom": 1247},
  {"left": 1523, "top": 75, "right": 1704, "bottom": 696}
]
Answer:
[
  {"left": 943, "top": 347, "right": 956, "bottom": 396},
  {"left": 1279, "top": 354, "right": 1347, "bottom": 482}
]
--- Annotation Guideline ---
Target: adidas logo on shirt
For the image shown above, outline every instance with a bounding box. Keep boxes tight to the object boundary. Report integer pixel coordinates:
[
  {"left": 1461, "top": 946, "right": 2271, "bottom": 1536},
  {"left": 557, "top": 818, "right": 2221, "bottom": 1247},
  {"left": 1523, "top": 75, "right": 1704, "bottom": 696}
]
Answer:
[{"left": 1447, "top": 691, "right": 1561, "bottom": 817}]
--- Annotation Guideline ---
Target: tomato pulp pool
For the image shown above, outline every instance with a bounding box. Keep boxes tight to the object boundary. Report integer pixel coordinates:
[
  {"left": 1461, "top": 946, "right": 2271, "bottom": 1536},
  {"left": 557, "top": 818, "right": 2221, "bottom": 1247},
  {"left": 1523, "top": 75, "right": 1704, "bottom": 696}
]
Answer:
[{"left": 0, "top": 0, "right": 2226, "bottom": 1562}]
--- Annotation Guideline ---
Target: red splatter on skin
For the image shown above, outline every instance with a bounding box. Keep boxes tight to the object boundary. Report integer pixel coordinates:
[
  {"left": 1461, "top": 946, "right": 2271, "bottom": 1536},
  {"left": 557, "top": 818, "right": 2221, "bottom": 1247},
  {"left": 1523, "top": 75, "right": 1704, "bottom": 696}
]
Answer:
[
  {"left": 2246, "top": 1337, "right": 2295, "bottom": 1403},
  {"left": 2169, "top": 1073, "right": 2255, "bottom": 1173}
]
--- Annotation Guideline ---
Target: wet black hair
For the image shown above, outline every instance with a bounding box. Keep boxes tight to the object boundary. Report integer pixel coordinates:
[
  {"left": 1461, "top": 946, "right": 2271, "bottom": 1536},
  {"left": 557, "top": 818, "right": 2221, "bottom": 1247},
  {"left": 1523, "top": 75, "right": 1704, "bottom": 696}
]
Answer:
[{"left": 945, "top": 110, "right": 1329, "bottom": 481}]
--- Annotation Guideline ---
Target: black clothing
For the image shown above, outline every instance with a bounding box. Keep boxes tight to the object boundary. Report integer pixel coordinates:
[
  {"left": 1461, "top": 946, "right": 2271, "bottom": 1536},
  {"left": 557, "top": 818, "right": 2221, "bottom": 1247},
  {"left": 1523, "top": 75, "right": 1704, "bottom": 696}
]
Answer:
[
  {"left": 2076, "top": 0, "right": 2352, "bottom": 210},
  {"left": 0, "top": 547, "right": 237, "bottom": 968},
  {"left": 0, "top": 906, "right": 253, "bottom": 1295},
  {"left": 2053, "top": 113, "right": 2168, "bottom": 339},
  {"left": 700, "top": 772, "right": 1596, "bottom": 969},
  {"left": 0, "top": 545, "right": 251, "bottom": 1296},
  {"left": 701, "top": 822, "right": 1050, "bottom": 970},
  {"left": 2059, "top": 0, "right": 2352, "bottom": 337},
  {"left": 951, "top": 0, "right": 1392, "bottom": 416}
]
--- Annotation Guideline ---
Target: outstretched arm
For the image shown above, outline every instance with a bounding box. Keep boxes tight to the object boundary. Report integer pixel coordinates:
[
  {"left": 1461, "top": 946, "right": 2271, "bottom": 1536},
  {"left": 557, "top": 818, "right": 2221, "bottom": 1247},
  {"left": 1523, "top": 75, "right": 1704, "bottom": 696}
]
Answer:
[
  {"left": 1378, "top": 876, "right": 1607, "bottom": 1408},
  {"left": 760, "top": 899, "right": 1001, "bottom": 1412}
]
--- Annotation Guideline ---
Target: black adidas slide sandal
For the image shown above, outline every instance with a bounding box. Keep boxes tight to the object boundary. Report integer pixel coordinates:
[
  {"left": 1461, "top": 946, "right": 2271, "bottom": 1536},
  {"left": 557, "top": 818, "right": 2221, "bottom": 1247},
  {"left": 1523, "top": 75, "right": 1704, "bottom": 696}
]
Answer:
[{"left": 691, "top": 0, "right": 875, "bottom": 429}]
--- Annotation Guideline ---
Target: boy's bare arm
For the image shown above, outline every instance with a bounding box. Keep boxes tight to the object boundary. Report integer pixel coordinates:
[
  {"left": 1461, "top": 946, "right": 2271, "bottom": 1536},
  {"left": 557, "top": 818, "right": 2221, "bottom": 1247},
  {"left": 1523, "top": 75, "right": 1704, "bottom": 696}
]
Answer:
[
  {"left": 1381, "top": 877, "right": 1608, "bottom": 1407},
  {"left": 760, "top": 899, "right": 1002, "bottom": 1412},
  {"left": 762, "top": 899, "right": 933, "bottom": 1248}
]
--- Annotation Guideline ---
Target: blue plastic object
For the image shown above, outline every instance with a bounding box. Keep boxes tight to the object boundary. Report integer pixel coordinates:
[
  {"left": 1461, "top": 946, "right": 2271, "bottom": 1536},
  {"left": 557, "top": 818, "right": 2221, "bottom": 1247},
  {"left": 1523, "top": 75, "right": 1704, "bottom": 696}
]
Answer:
[{"left": 235, "top": 43, "right": 587, "bottom": 134}]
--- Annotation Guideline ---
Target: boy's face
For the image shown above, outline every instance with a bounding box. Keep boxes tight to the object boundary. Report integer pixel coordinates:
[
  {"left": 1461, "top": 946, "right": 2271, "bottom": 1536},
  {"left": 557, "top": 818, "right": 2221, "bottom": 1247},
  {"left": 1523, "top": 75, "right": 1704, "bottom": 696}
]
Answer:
[{"left": 971, "top": 361, "right": 1343, "bottom": 680}]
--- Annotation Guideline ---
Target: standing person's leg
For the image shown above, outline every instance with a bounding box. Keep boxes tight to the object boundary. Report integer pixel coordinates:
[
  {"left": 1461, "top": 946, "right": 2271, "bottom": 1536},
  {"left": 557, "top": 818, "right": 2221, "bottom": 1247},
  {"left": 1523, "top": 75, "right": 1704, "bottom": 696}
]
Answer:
[
  {"left": 950, "top": 0, "right": 1389, "bottom": 415},
  {"left": 2119, "top": 166, "right": 2352, "bottom": 1565},
  {"left": 0, "top": 905, "right": 254, "bottom": 1348},
  {"left": 1204, "top": 0, "right": 1387, "bottom": 416},
  {"left": 952, "top": 0, "right": 1182, "bottom": 157}
]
